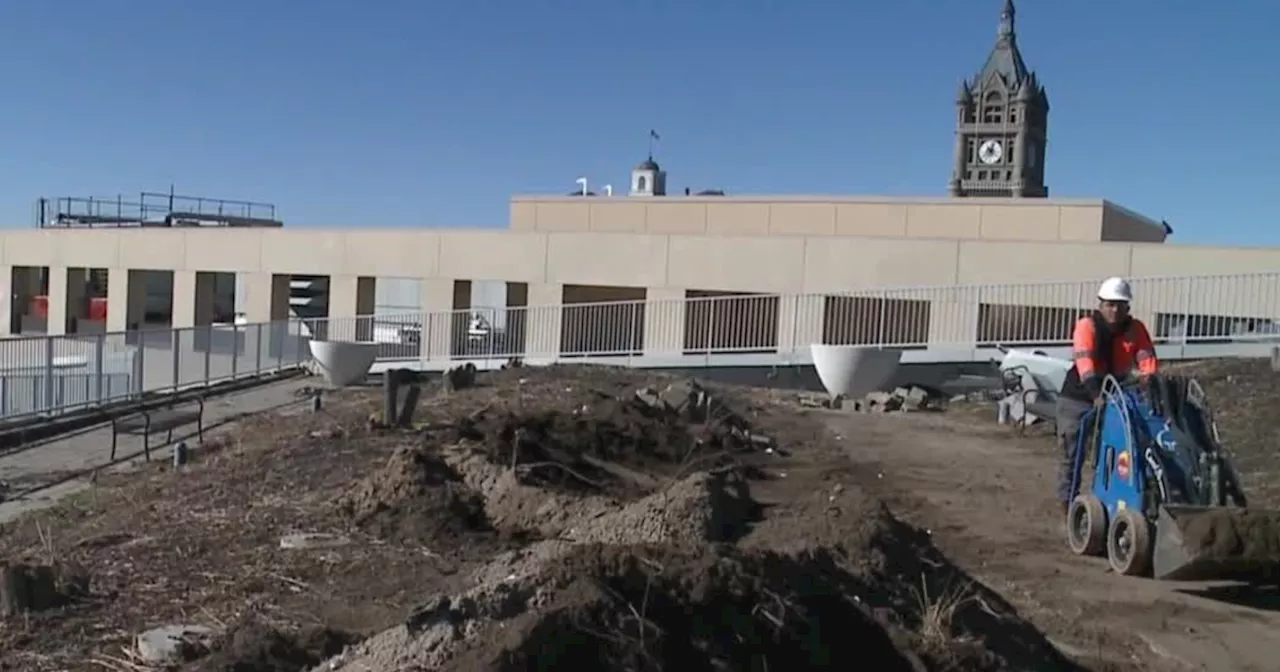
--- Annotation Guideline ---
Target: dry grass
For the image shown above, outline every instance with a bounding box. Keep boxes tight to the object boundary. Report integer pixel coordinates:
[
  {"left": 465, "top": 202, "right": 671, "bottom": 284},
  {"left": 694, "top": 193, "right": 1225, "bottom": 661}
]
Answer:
[
  {"left": 0, "top": 391, "right": 449, "bottom": 669},
  {"left": 909, "top": 572, "right": 977, "bottom": 645}
]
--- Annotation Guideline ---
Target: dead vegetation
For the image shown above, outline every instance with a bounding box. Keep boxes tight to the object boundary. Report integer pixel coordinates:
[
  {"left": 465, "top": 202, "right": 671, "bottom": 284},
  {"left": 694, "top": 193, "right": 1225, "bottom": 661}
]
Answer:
[{"left": 0, "top": 364, "right": 1079, "bottom": 670}]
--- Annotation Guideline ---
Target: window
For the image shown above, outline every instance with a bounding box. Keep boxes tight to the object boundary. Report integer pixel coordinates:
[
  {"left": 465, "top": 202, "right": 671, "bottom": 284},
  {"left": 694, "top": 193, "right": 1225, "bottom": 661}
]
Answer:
[
  {"left": 1009, "top": 108, "right": 1019, "bottom": 123},
  {"left": 981, "top": 91, "right": 1004, "bottom": 124},
  {"left": 967, "top": 138, "right": 977, "bottom": 163},
  {"left": 978, "top": 170, "right": 988, "bottom": 180},
  {"left": 636, "top": 175, "right": 648, "bottom": 192}
]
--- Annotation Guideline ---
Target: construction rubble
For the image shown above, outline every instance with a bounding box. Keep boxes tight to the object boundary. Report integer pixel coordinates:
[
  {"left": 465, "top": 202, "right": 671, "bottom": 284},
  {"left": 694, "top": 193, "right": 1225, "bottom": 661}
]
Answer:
[{"left": 800, "top": 384, "right": 938, "bottom": 413}]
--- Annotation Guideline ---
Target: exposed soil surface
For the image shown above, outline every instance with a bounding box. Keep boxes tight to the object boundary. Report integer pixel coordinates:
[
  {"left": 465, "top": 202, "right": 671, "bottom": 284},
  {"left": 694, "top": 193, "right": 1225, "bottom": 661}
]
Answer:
[
  {"left": 1168, "top": 358, "right": 1280, "bottom": 509},
  {"left": 1177, "top": 508, "right": 1280, "bottom": 561},
  {"left": 448, "top": 544, "right": 995, "bottom": 672},
  {"left": 188, "top": 620, "right": 357, "bottom": 672},
  {"left": 4, "top": 360, "right": 1280, "bottom": 671},
  {"left": 0, "top": 364, "right": 1076, "bottom": 671},
  {"left": 831, "top": 358, "right": 1280, "bottom": 672},
  {"left": 337, "top": 444, "right": 491, "bottom": 546}
]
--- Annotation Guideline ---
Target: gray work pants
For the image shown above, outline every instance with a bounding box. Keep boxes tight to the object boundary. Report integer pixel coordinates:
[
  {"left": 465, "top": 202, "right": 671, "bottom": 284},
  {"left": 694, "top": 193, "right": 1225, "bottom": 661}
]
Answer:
[{"left": 1054, "top": 396, "right": 1094, "bottom": 503}]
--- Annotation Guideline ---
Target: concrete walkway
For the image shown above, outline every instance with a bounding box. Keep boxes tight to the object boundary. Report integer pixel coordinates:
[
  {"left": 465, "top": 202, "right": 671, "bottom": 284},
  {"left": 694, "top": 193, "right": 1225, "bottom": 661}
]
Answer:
[{"left": 0, "top": 377, "right": 317, "bottom": 523}]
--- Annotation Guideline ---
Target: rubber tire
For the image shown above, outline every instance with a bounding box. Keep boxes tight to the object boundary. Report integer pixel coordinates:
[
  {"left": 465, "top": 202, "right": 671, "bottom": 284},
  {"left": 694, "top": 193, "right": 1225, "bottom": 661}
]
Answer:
[
  {"left": 1067, "top": 494, "right": 1108, "bottom": 556},
  {"left": 1106, "top": 508, "right": 1153, "bottom": 577}
]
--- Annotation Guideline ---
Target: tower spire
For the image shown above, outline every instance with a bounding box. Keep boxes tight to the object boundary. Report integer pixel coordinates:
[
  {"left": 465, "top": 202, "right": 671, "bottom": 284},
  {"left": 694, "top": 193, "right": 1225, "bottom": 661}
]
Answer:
[{"left": 999, "top": 0, "right": 1015, "bottom": 41}]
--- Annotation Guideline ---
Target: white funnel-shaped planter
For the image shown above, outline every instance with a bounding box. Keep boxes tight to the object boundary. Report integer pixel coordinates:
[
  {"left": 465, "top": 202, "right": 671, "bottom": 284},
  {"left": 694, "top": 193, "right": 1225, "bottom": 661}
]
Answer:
[
  {"left": 308, "top": 340, "right": 377, "bottom": 387},
  {"left": 810, "top": 345, "right": 902, "bottom": 399}
]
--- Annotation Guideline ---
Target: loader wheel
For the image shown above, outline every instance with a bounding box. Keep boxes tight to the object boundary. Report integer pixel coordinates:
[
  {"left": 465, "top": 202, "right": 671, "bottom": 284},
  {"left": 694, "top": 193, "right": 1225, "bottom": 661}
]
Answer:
[
  {"left": 1107, "top": 509, "right": 1153, "bottom": 577},
  {"left": 1067, "top": 494, "right": 1107, "bottom": 556}
]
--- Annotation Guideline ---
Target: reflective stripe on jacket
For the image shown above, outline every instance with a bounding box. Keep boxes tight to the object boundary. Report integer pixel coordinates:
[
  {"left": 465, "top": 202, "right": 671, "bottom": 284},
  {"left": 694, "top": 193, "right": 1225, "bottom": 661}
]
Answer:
[{"left": 1060, "top": 312, "right": 1158, "bottom": 401}]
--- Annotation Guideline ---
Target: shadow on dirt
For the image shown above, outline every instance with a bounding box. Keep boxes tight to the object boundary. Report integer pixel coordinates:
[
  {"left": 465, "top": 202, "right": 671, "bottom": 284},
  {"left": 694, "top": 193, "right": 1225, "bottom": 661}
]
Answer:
[
  {"left": 188, "top": 620, "right": 361, "bottom": 672},
  {"left": 1177, "top": 584, "right": 1280, "bottom": 613}
]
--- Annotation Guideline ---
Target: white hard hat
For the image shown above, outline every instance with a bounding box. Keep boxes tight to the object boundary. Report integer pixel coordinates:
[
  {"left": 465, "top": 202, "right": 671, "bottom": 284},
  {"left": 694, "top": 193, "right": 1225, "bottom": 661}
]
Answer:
[{"left": 1097, "top": 277, "right": 1133, "bottom": 303}]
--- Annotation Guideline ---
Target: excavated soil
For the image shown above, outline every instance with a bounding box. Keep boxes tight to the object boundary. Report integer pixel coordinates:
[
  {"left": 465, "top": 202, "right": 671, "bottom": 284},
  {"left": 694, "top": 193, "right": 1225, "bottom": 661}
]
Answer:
[
  {"left": 1178, "top": 508, "right": 1280, "bottom": 561},
  {"left": 337, "top": 444, "right": 492, "bottom": 546},
  {"left": 1163, "top": 360, "right": 1280, "bottom": 571},
  {"left": 449, "top": 374, "right": 759, "bottom": 500},
  {"left": 1168, "top": 358, "right": 1280, "bottom": 508},
  {"left": 0, "top": 365, "right": 1078, "bottom": 671},
  {"left": 449, "top": 544, "right": 985, "bottom": 672},
  {"left": 320, "top": 368, "right": 1072, "bottom": 671},
  {"left": 189, "top": 620, "right": 358, "bottom": 672}
]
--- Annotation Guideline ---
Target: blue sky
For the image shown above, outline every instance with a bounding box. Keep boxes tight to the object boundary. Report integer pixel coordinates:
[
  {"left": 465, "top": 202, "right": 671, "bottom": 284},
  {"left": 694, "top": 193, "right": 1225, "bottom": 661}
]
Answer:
[{"left": 0, "top": 1, "right": 1275, "bottom": 246}]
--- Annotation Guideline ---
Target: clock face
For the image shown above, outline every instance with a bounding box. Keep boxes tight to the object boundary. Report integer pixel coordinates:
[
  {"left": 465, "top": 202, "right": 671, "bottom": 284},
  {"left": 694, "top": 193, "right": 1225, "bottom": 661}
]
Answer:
[{"left": 978, "top": 139, "right": 1004, "bottom": 165}]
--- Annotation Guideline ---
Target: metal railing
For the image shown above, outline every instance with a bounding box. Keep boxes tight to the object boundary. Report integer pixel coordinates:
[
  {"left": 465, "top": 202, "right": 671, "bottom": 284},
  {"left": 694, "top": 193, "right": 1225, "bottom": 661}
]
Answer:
[
  {"left": 0, "top": 321, "right": 313, "bottom": 422},
  {"left": 4, "top": 271, "right": 1279, "bottom": 422},
  {"left": 35, "top": 191, "right": 281, "bottom": 228},
  {"left": 308, "top": 271, "right": 1280, "bottom": 364}
]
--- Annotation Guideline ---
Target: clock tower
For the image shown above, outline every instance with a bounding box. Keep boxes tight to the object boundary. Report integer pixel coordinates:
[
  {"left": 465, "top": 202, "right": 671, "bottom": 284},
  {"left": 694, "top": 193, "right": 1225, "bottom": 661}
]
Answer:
[{"left": 948, "top": 0, "right": 1049, "bottom": 198}]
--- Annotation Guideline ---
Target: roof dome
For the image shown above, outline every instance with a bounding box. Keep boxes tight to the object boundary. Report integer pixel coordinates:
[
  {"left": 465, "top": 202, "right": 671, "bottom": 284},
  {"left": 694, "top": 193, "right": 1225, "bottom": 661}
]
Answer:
[{"left": 635, "top": 157, "right": 660, "bottom": 171}]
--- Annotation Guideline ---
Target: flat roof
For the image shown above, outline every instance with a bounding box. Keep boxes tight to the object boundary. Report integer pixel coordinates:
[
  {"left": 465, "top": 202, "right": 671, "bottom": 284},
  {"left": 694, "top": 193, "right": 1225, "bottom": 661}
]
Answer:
[{"left": 510, "top": 194, "right": 1112, "bottom": 206}]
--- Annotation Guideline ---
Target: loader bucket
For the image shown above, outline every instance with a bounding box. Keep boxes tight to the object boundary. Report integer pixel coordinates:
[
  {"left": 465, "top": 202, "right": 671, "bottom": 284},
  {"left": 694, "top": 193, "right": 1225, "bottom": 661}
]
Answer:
[{"left": 1153, "top": 505, "right": 1280, "bottom": 582}]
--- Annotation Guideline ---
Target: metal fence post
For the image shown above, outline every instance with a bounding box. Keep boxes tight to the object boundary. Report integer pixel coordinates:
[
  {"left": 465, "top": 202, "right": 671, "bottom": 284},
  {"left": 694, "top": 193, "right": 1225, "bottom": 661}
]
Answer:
[
  {"left": 1179, "top": 278, "right": 1192, "bottom": 356},
  {"left": 791, "top": 294, "right": 802, "bottom": 363},
  {"left": 627, "top": 303, "right": 638, "bottom": 366},
  {"left": 43, "top": 336, "right": 54, "bottom": 413},
  {"left": 296, "top": 323, "right": 305, "bottom": 367},
  {"left": 172, "top": 328, "right": 181, "bottom": 391},
  {"left": 94, "top": 332, "right": 105, "bottom": 403},
  {"left": 877, "top": 291, "right": 888, "bottom": 347},
  {"left": 203, "top": 325, "right": 212, "bottom": 384},
  {"left": 255, "top": 322, "right": 263, "bottom": 374},
  {"left": 135, "top": 334, "right": 146, "bottom": 398},
  {"left": 425, "top": 313, "right": 434, "bottom": 362}
]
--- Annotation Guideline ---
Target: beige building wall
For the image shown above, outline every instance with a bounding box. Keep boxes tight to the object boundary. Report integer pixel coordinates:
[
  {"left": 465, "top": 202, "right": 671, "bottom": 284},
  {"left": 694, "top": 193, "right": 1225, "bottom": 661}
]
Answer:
[
  {"left": 0, "top": 226, "right": 1276, "bottom": 326},
  {"left": 509, "top": 195, "right": 1168, "bottom": 243}
]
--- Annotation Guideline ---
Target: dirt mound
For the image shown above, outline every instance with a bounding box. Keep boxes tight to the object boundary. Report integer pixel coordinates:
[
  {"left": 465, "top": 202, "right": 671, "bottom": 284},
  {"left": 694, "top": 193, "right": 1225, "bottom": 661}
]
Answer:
[
  {"left": 337, "top": 444, "right": 490, "bottom": 544},
  {"left": 1178, "top": 508, "right": 1280, "bottom": 560},
  {"left": 326, "top": 460, "right": 1072, "bottom": 672},
  {"left": 335, "top": 540, "right": 1070, "bottom": 672},
  {"left": 447, "top": 374, "right": 763, "bottom": 500},
  {"left": 439, "top": 440, "right": 761, "bottom": 544},
  {"left": 188, "top": 620, "right": 358, "bottom": 672},
  {"left": 1167, "top": 358, "right": 1280, "bottom": 507},
  {"left": 457, "top": 544, "right": 930, "bottom": 671}
]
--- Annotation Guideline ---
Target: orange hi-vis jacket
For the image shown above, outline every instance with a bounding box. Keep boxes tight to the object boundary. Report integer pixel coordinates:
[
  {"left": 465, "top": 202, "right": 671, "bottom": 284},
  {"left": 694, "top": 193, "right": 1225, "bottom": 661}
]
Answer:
[{"left": 1061, "top": 312, "right": 1159, "bottom": 401}]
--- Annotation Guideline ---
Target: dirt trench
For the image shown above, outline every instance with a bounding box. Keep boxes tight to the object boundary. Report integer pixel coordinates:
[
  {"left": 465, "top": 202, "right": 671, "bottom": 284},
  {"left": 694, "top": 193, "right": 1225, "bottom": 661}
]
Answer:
[
  {"left": 0, "top": 365, "right": 1091, "bottom": 671},
  {"left": 297, "top": 367, "right": 1076, "bottom": 671}
]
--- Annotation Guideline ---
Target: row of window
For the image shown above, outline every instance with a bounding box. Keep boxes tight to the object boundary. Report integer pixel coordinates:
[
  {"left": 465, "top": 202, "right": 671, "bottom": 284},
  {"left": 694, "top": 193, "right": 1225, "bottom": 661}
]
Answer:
[
  {"left": 963, "top": 106, "right": 1022, "bottom": 125},
  {"left": 967, "top": 169, "right": 1017, "bottom": 182}
]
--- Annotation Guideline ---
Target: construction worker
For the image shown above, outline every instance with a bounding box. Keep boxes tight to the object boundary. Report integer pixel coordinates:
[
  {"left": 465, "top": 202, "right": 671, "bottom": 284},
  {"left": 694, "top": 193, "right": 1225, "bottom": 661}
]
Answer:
[{"left": 1055, "top": 277, "right": 1159, "bottom": 515}]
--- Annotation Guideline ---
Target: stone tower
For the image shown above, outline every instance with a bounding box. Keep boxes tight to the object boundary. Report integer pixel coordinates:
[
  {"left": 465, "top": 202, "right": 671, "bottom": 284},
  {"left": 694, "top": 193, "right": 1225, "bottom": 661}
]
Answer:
[{"left": 948, "top": 0, "right": 1049, "bottom": 198}]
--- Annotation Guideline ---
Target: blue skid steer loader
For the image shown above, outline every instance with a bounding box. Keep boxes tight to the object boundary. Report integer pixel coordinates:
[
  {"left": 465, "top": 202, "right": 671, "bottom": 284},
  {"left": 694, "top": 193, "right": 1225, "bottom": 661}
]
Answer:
[{"left": 1065, "top": 373, "right": 1280, "bottom": 581}]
